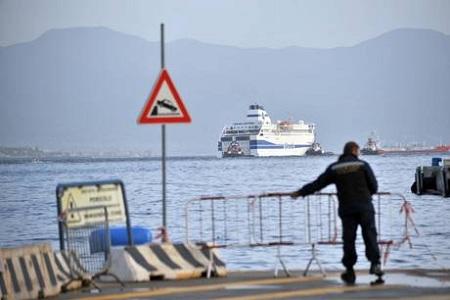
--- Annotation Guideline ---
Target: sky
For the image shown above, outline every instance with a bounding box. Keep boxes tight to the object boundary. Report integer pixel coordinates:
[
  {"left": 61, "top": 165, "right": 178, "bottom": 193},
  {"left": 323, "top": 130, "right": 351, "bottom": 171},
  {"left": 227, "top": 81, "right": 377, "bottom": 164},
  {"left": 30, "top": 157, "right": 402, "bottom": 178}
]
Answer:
[{"left": 1, "top": 0, "right": 449, "bottom": 49}]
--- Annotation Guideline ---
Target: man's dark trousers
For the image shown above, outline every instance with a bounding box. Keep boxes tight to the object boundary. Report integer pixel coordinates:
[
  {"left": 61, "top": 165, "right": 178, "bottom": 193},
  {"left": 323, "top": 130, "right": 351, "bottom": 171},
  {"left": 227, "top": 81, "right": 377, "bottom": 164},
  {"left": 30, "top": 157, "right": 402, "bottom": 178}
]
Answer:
[{"left": 341, "top": 210, "right": 381, "bottom": 269}]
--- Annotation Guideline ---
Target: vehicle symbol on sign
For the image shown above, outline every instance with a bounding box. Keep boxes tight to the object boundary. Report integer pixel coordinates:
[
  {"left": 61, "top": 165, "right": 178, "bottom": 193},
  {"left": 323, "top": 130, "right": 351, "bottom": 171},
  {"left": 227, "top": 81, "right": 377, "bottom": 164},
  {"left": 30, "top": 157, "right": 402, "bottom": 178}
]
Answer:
[
  {"left": 157, "top": 99, "right": 177, "bottom": 111},
  {"left": 151, "top": 98, "right": 179, "bottom": 116}
]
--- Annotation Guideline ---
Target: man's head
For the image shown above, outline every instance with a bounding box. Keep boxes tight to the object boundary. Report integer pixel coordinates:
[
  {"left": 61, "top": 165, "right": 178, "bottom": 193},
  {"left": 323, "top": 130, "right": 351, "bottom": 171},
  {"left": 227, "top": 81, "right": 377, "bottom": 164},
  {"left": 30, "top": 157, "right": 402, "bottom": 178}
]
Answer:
[{"left": 343, "top": 141, "right": 360, "bottom": 157}]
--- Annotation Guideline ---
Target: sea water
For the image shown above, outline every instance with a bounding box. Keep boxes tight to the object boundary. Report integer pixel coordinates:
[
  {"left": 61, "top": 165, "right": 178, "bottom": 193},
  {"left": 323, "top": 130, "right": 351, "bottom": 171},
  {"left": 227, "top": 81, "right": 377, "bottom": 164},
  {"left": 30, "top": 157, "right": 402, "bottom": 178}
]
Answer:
[{"left": 1, "top": 155, "right": 449, "bottom": 271}]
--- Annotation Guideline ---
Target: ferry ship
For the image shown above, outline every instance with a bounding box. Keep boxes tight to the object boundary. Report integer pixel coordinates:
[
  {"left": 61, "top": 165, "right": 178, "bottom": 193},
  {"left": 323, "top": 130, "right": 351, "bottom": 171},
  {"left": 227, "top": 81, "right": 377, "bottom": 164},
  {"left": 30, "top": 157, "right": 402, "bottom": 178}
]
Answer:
[{"left": 218, "top": 104, "right": 315, "bottom": 157}]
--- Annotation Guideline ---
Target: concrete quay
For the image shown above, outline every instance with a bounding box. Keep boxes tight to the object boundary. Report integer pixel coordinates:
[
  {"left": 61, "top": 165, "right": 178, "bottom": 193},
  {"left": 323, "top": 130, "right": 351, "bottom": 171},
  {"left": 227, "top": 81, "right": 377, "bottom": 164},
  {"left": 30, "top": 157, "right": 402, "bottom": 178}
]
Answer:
[{"left": 54, "top": 268, "right": 450, "bottom": 300}]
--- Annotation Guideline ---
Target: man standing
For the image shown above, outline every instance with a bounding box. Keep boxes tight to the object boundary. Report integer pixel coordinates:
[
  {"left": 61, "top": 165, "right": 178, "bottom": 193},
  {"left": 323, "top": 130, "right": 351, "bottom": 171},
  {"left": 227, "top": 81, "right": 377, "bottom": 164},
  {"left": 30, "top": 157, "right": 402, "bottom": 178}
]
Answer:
[{"left": 291, "top": 141, "right": 383, "bottom": 284}]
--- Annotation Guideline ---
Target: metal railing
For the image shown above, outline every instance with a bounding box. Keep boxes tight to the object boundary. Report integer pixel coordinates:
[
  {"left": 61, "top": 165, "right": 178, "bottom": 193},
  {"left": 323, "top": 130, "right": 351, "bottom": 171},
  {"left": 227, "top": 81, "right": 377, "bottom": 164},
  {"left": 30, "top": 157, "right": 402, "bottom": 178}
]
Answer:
[
  {"left": 185, "top": 192, "right": 417, "bottom": 276},
  {"left": 61, "top": 205, "right": 123, "bottom": 288}
]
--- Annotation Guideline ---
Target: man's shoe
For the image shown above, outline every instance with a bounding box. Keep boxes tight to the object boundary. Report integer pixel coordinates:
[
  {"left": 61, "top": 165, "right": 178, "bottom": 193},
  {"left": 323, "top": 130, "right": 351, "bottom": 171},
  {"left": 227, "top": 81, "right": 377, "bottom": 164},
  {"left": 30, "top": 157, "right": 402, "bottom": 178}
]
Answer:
[
  {"left": 341, "top": 268, "right": 356, "bottom": 285},
  {"left": 370, "top": 263, "right": 384, "bottom": 276}
]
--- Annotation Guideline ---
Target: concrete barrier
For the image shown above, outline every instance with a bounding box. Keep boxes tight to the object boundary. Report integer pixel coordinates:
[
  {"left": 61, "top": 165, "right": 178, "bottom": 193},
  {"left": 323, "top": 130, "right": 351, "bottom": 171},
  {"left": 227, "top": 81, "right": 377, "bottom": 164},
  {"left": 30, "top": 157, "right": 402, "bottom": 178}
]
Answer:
[
  {"left": 53, "top": 251, "right": 92, "bottom": 291},
  {"left": 0, "top": 244, "right": 61, "bottom": 300},
  {"left": 108, "top": 247, "right": 150, "bottom": 282},
  {"left": 108, "top": 243, "right": 227, "bottom": 282},
  {"left": 181, "top": 243, "right": 227, "bottom": 278},
  {"left": 0, "top": 267, "right": 6, "bottom": 300},
  {"left": 154, "top": 243, "right": 205, "bottom": 279}
]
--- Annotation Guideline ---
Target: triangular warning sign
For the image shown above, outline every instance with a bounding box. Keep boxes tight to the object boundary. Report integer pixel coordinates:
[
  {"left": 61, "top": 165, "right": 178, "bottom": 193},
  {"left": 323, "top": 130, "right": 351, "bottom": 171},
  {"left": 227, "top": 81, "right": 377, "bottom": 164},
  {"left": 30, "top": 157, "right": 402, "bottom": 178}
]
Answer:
[
  {"left": 64, "top": 193, "right": 82, "bottom": 223},
  {"left": 138, "top": 69, "right": 191, "bottom": 124}
]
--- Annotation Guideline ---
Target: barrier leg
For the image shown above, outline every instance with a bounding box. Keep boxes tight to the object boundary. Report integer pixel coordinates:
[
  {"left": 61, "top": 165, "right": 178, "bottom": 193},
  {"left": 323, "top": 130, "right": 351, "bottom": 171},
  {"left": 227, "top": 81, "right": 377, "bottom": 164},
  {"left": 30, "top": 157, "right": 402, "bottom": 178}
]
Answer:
[
  {"left": 60, "top": 250, "right": 96, "bottom": 292},
  {"left": 206, "top": 248, "right": 215, "bottom": 279},
  {"left": 92, "top": 270, "right": 125, "bottom": 288},
  {"left": 303, "top": 244, "right": 326, "bottom": 277},
  {"left": 274, "top": 246, "right": 291, "bottom": 278},
  {"left": 91, "top": 248, "right": 125, "bottom": 288}
]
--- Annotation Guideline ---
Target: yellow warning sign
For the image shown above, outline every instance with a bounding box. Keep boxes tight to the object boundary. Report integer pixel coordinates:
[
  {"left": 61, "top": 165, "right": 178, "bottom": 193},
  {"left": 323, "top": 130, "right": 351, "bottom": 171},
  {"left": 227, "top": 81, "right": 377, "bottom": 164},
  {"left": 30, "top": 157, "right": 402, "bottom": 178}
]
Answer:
[{"left": 60, "top": 183, "right": 126, "bottom": 228}]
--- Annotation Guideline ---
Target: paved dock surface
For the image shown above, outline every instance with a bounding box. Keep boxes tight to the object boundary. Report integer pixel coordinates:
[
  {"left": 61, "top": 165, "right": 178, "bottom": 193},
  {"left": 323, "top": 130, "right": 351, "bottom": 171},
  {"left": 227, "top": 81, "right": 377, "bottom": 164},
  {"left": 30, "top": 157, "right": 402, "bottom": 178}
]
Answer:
[{"left": 53, "top": 269, "right": 450, "bottom": 300}]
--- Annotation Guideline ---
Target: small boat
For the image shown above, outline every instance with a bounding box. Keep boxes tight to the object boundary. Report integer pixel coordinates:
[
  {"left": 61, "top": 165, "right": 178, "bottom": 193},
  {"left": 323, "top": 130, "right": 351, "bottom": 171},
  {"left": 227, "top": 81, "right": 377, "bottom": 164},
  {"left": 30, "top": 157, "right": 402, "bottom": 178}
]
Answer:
[
  {"left": 305, "top": 142, "right": 333, "bottom": 156},
  {"left": 223, "top": 141, "right": 246, "bottom": 158},
  {"left": 361, "top": 136, "right": 382, "bottom": 155}
]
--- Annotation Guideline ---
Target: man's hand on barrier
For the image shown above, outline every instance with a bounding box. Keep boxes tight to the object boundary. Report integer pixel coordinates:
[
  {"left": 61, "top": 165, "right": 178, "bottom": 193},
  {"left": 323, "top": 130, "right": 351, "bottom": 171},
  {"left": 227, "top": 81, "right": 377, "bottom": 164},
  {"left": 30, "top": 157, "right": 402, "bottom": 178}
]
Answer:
[{"left": 290, "top": 191, "right": 303, "bottom": 199}]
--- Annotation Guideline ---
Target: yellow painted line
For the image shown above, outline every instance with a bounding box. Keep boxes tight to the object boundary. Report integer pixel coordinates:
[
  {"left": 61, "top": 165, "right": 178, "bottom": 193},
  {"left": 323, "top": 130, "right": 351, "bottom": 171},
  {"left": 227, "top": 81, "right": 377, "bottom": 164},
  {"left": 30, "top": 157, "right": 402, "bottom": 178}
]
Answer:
[
  {"left": 78, "top": 275, "right": 323, "bottom": 300},
  {"left": 214, "top": 284, "right": 396, "bottom": 300},
  {"left": 378, "top": 295, "right": 450, "bottom": 300}
]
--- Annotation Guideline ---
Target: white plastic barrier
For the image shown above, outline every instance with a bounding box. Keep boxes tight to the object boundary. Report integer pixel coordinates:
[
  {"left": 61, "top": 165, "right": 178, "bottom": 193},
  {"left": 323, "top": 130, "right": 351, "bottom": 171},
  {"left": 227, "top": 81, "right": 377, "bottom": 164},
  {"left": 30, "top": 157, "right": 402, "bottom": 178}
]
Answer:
[
  {"left": 0, "top": 244, "right": 61, "bottom": 300},
  {"left": 53, "top": 250, "right": 92, "bottom": 291},
  {"left": 108, "top": 243, "right": 227, "bottom": 282}
]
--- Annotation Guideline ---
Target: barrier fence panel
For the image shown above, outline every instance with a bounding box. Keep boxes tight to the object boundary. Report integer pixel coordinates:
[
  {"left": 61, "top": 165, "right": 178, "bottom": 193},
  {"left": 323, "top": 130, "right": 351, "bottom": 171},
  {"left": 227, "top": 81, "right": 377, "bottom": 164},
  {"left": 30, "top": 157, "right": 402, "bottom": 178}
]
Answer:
[
  {"left": 56, "top": 180, "right": 133, "bottom": 251},
  {"left": 63, "top": 206, "right": 110, "bottom": 275},
  {"left": 185, "top": 192, "right": 417, "bottom": 276},
  {"left": 185, "top": 194, "right": 305, "bottom": 248},
  {"left": 60, "top": 205, "right": 123, "bottom": 288},
  {"left": 56, "top": 180, "right": 133, "bottom": 288}
]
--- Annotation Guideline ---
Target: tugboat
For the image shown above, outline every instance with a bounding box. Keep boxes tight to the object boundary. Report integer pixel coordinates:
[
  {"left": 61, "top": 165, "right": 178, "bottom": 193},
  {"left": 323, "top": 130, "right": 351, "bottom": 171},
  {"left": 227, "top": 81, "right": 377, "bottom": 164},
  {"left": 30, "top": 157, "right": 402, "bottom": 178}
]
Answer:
[
  {"left": 223, "top": 141, "right": 245, "bottom": 158},
  {"left": 306, "top": 142, "right": 324, "bottom": 156},
  {"left": 305, "top": 142, "right": 333, "bottom": 156}
]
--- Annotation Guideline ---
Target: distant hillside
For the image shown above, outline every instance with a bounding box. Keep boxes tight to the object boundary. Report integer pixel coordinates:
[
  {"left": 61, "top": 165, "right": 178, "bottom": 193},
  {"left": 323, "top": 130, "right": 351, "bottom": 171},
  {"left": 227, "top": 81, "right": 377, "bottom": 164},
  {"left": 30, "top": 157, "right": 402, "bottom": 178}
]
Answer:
[{"left": 1, "top": 27, "right": 449, "bottom": 155}]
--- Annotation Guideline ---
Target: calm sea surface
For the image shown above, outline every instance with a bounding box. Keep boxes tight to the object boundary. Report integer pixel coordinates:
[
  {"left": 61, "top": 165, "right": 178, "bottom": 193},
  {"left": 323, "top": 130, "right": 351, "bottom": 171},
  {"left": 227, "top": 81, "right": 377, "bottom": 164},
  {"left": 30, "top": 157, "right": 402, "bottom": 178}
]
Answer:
[{"left": 1, "top": 155, "right": 449, "bottom": 272}]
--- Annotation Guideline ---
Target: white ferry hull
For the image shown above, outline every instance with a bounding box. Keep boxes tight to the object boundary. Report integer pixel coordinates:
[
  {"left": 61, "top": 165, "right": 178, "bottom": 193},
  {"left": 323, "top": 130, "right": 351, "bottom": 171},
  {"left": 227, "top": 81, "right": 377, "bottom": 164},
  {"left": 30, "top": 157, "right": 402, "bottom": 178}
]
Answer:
[
  {"left": 251, "top": 147, "right": 309, "bottom": 157},
  {"left": 219, "top": 136, "right": 313, "bottom": 157},
  {"left": 250, "top": 136, "right": 313, "bottom": 157}
]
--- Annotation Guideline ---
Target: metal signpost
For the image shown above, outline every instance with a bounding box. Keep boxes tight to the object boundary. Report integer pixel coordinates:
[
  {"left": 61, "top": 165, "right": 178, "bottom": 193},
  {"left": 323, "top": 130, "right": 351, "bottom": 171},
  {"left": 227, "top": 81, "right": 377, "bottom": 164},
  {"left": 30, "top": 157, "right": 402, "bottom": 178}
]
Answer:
[{"left": 137, "top": 23, "right": 191, "bottom": 230}]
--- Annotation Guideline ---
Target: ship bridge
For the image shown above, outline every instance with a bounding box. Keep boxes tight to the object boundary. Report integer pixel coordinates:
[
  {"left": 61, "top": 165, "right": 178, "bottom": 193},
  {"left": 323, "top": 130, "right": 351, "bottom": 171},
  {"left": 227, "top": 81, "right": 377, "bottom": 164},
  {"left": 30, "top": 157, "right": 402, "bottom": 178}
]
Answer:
[{"left": 247, "top": 104, "right": 272, "bottom": 126}]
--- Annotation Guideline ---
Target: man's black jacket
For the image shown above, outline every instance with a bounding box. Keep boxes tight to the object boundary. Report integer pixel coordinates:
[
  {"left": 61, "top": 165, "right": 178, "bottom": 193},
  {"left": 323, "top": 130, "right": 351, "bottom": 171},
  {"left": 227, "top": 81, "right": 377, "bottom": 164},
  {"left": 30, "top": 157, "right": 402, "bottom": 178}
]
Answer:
[{"left": 295, "top": 154, "right": 378, "bottom": 216}]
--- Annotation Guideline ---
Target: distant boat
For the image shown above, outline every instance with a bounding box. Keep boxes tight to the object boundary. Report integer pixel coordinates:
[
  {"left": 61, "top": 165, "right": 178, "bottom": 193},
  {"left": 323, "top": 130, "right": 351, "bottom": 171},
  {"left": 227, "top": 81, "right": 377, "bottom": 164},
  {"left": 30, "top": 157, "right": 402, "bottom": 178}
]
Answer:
[
  {"left": 381, "top": 144, "right": 450, "bottom": 155},
  {"left": 222, "top": 141, "right": 247, "bottom": 158},
  {"left": 361, "top": 136, "right": 450, "bottom": 155},
  {"left": 361, "top": 136, "right": 383, "bottom": 155},
  {"left": 305, "top": 142, "right": 333, "bottom": 156},
  {"left": 217, "top": 104, "right": 315, "bottom": 157}
]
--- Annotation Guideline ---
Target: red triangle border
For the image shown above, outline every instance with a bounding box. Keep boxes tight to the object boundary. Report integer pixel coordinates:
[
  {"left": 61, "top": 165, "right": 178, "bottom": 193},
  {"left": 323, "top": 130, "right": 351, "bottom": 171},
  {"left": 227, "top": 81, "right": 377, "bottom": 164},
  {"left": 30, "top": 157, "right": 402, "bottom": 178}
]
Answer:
[{"left": 138, "top": 68, "right": 192, "bottom": 124}]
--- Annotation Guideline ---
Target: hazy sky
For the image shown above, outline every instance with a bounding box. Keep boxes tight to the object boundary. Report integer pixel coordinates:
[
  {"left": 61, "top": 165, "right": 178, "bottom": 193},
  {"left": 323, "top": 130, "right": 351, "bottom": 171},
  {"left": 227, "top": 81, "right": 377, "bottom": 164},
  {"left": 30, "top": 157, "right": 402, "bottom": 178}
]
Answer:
[{"left": 1, "top": 0, "right": 449, "bottom": 48}]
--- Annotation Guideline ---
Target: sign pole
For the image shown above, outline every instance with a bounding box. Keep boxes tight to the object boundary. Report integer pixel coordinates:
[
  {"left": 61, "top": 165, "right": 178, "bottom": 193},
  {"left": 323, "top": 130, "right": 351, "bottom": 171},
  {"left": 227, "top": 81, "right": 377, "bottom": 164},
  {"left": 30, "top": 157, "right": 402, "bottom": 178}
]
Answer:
[
  {"left": 160, "top": 23, "right": 167, "bottom": 229},
  {"left": 138, "top": 23, "right": 191, "bottom": 234}
]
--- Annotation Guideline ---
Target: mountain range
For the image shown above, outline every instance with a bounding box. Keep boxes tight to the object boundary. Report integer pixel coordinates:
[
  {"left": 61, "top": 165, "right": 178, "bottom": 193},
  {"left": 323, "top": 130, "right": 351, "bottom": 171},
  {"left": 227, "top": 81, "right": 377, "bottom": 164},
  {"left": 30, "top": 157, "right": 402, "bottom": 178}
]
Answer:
[{"left": 1, "top": 27, "right": 449, "bottom": 155}]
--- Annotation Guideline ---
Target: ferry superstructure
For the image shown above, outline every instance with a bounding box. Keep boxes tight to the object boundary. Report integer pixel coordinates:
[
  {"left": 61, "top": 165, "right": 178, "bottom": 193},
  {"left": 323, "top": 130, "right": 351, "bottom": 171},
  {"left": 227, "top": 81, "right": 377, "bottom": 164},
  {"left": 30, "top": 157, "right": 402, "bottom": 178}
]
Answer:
[{"left": 218, "top": 104, "right": 315, "bottom": 157}]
